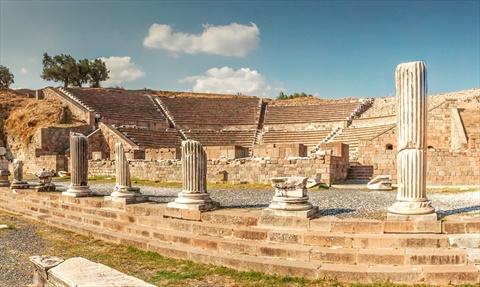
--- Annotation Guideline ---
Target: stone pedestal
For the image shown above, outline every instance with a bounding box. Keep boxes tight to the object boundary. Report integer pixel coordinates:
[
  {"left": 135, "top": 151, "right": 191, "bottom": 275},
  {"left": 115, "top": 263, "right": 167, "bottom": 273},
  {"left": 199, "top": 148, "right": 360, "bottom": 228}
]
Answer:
[
  {"left": 167, "top": 140, "right": 216, "bottom": 212},
  {"left": 10, "top": 159, "right": 29, "bottom": 189},
  {"left": 62, "top": 133, "right": 91, "bottom": 197},
  {"left": 106, "top": 143, "right": 147, "bottom": 205},
  {"left": 0, "top": 156, "right": 10, "bottom": 187},
  {"left": 0, "top": 170, "right": 10, "bottom": 187},
  {"left": 263, "top": 177, "right": 318, "bottom": 218},
  {"left": 387, "top": 61, "right": 436, "bottom": 218},
  {"left": 34, "top": 170, "right": 55, "bottom": 192}
]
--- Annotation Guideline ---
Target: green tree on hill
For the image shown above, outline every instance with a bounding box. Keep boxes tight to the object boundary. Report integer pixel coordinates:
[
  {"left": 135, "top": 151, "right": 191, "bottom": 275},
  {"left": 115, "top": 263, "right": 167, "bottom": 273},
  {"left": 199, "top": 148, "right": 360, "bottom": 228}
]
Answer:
[
  {"left": 276, "top": 91, "right": 313, "bottom": 100},
  {"left": 88, "top": 59, "right": 109, "bottom": 88},
  {"left": 41, "top": 53, "right": 109, "bottom": 88},
  {"left": 0, "top": 65, "right": 15, "bottom": 89},
  {"left": 41, "top": 53, "right": 77, "bottom": 88}
]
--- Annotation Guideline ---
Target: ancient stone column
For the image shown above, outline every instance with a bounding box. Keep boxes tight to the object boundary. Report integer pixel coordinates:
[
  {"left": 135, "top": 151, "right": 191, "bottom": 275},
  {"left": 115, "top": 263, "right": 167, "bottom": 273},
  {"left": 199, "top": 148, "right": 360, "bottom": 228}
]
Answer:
[
  {"left": 62, "top": 133, "right": 91, "bottom": 197},
  {"left": 263, "top": 176, "right": 318, "bottom": 218},
  {"left": 10, "top": 159, "right": 29, "bottom": 189},
  {"left": 168, "top": 140, "right": 215, "bottom": 210},
  {"left": 110, "top": 142, "right": 136, "bottom": 198},
  {"left": 388, "top": 61, "right": 435, "bottom": 217}
]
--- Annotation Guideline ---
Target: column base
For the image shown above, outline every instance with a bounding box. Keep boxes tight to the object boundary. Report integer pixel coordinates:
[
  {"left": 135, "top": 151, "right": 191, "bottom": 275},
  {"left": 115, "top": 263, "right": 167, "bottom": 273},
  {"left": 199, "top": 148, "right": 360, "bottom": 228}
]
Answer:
[
  {"left": 387, "top": 200, "right": 435, "bottom": 215},
  {"left": 62, "top": 185, "right": 91, "bottom": 197},
  {"left": 110, "top": 186, "right": 141, "bottom": 199},
  {"left": 0, "top": 180, "right": 11, "bottom": 187},
  {"left": 168, "top": 191, "right": 217, "bottom": 211},
  {"left": 35, "top": 184, "right": 56, "bottom": 192}
]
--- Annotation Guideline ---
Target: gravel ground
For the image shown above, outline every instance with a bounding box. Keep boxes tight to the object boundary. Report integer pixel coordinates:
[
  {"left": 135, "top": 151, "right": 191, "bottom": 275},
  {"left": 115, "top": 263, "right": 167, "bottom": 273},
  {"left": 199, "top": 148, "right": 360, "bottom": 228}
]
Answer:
[
  {"left": 0, "top": 214, "right": 46, "bottom": 287},
  {"left": 1, "top": 182, "right": 479, "bottom": 287},
  {"left": 52, "top": 181, "right": 480, "bottom": 218}
]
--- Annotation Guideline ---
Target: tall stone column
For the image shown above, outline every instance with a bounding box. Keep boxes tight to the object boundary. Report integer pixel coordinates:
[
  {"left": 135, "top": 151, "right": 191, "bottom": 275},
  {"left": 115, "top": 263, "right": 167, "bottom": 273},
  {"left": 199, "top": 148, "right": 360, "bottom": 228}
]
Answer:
[
  {"left": 167, "top": 140, "right": 215, "bottom": 211},
  {"left": 110, "top": 143, "right": 136, "bottom": 198},
  {"left": 62, "top": 133, "right": 91, "bottom": 197},
  {"left": 388, "top": 61, "right": 436, "bottom": 218}
]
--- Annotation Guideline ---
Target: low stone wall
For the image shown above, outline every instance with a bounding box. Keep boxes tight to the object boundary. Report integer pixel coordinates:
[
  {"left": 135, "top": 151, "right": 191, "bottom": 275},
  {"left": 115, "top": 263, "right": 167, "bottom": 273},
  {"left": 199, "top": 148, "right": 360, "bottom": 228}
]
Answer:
[{"left": 88, "top": 154, "right": 349, "bottom": 185}]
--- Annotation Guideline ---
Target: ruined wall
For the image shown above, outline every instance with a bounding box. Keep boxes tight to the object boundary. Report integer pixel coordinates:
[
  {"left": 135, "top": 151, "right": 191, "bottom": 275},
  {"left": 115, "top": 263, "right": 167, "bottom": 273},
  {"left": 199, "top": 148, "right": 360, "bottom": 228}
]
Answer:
[
  {"left": 43, "top": 88, "right": 94, "bottom": 125},
  {"left": 88, "top": 153, "right": 349, "bottom": 186},
  {"left": 23, "top": 155, "right": 68, "bottom": 175},
  {"left": 254, "top": 143, "right": 308, "bottom": 158},
  {"left": 35, "top": 126, "right": 92, "bottom": 157},
  {"left": 358, "top": 127, "right": 480, "bottom": 186}
]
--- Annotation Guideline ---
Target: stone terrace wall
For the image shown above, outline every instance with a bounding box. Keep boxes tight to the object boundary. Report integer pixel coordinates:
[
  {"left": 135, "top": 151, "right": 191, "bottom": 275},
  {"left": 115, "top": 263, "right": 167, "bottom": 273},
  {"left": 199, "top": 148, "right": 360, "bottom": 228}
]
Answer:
[
  {"left": 88, "top": 154, "right": 349, "bottom": 185},
  {"left": 358, "top": 129, "right": 480, "bottom": 186},
  {"left": 43, "top": 88, "right": 94, "bottom": 125}
]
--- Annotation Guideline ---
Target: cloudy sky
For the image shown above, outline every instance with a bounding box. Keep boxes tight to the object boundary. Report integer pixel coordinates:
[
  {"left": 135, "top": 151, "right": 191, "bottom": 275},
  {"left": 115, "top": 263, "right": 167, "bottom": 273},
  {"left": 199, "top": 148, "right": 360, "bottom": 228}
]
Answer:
[{"left": 0, "top": 1, "right": 478, "bottom": 98}]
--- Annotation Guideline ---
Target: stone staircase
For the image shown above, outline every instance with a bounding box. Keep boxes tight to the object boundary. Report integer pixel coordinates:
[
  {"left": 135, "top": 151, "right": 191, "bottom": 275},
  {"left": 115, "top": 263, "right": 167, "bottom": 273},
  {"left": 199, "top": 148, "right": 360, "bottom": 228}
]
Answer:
[
  {"left": 345, "top": 164, "right": 374, "bottom": 183},
  {"left": 0, "top": 188, "right": 479, "bottom": 285}
]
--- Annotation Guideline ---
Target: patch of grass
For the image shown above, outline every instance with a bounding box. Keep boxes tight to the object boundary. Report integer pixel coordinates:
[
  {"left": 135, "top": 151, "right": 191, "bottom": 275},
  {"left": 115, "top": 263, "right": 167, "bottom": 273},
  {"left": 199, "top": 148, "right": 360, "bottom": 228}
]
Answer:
[{"left": 1, "top": 210, "right": 476, "bottom": 287}]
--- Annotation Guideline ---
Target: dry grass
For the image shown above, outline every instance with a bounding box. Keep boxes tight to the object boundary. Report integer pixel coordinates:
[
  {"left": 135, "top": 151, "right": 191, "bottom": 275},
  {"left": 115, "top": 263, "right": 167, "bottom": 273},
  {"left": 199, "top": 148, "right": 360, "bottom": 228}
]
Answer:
[{"left": 0, "top": 89, "right": 84, "bottom": 147}]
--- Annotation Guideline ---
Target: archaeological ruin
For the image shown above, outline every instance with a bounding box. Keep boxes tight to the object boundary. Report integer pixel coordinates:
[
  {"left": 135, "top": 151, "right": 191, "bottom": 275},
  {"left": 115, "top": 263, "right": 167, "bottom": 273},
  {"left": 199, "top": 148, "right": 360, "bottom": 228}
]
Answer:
[{"left": 0, "top": 62, "right": 479, "bottom": 285}]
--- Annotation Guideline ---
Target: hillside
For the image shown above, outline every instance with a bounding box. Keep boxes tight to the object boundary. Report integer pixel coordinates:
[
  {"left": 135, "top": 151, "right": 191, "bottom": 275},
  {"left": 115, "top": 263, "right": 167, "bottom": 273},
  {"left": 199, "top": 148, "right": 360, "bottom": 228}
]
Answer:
[{"left": 0, "top": 89, "right": 85, "bottom": 160}]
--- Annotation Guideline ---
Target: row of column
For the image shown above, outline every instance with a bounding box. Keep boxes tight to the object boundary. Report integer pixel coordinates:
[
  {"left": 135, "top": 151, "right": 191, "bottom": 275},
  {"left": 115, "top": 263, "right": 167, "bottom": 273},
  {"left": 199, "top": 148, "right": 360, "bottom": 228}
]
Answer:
[{"left": 3, "top": 61, "right": 437, "bottom": 220}]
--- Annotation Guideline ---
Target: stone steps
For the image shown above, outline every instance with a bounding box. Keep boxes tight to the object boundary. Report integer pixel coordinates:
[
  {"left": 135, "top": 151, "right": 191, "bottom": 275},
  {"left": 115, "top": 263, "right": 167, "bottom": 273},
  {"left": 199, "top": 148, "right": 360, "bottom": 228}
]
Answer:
[{"left": 1, "top": 188, "right": 479, "bottom": 285}]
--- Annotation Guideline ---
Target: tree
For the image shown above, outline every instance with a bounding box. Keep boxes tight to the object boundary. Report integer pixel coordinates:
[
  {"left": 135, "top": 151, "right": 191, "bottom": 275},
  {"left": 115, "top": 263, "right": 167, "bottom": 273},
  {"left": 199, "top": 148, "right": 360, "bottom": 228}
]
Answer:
[
  {"left": 88, "top": 59, "right": 109, "bottom": 88},
  {"left": 0, "top": 65, "right": 14, "bottom": 89},
  {"left": 72, "top": 58, "right": 91, "bottom": 87},
  {"left": 41, "top": 53, "right": 78, "bottom": 88},
  {"left": 41, "top": 53, "right": 109, "bottom": 88},
  {"left": 276, "top": 91, "right": 313, "bottom": 100}
]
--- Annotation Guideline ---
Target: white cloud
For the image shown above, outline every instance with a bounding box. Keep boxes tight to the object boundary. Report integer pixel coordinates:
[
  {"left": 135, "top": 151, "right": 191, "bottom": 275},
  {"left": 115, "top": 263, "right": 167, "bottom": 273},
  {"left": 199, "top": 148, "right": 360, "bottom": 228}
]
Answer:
[
  {"left": 179, "top": 66, "right": 272, "bottom": 97},
  {"left": 99, "top": 56, "right": 145, "bottom": 86},
  {"left": 143, "top": 22, "right": 259, "bottom": 57},
  {"left": 20, "top": 68, "right": 28, "bottom": 74}
]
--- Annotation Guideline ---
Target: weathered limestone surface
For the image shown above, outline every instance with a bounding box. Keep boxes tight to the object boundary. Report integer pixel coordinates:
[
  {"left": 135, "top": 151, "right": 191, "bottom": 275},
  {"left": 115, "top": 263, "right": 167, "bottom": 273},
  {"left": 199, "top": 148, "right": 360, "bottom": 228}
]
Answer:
[
  {"left": 34, "top": 170, "right": 55, "bottom": 192},
  {"left": 366, "top": 175, "right": 392, "bottom": 191},
  {"left": 10, "top": 159, "right": 29, "bottom": 189},
  {"left": 30, "top": 256, "right": 155, "bottom": 287},
  {"left": 63, "top": 133, "right": 91, "bottom": 197},
  {"left": 0, "top": 148, "right": 10, "bottom": 187},
  {"left": 388, "top": 61, "right": 436, "bottom": 218},
  {"left": 105, "top": 143, "right": 146, "bottom": 205},
  {"left": 263, "top": 176, "right": 318, "bottom": 218},
  {"left": 167, "top": 140, "right": 216, "bottom": 211}
]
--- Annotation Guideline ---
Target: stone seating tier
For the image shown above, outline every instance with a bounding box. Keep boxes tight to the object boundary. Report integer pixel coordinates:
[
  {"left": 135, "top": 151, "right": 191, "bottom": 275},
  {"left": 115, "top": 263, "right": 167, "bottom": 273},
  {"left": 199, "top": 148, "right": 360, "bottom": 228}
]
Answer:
[
  {"left": 1, "top": 189, "right": 479, "bottom": 286},
  {"left": 262, "top": 129, "right": 332, "bottom": 145},
  {"left": 182, "top": 130, "right": 256, "bottom": 147},
  {"left": 264, "top": 102, "right": 361, "bottom": 124},
  {"left": 329, "top": 124, "right": 396, "bottom": 151},
  {"left": 63, "top": 88, "right": 166, "bottom": 124},
  {"left": 159, "top": 97, "right": 261, "bottom": 128},
  {"left": 116, "top": 128, "right": 182, "bottom": 148}
]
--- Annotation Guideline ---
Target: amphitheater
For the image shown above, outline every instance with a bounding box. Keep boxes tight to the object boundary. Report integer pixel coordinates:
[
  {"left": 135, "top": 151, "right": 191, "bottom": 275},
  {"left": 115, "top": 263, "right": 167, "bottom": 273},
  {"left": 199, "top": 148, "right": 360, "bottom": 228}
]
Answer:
[{"left": 0, "top": 85, "right": 479, "bottom": 285}]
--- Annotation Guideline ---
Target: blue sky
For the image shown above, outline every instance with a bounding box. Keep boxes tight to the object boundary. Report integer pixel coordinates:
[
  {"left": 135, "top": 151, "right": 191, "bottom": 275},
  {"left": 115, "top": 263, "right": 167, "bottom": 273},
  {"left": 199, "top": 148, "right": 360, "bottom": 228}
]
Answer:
[{"left": 1, "top": 1, "right": 479, "bottom": 99}]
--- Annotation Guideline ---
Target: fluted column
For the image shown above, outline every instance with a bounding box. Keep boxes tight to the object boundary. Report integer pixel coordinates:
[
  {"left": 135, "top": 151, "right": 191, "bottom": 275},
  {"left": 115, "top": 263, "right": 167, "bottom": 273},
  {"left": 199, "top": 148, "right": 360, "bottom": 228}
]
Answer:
[
  {"left": 388, "top": 61, "right": 435, "bottom": 216},
  {"left": 63, "top": 133, "right": 91, "bottom": 197},
  {"left": 110, "top": 143, "right": 136, "bottom": 198},
  {"left": 168, "top": 140, "right": 215, "bottom": 211}
]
